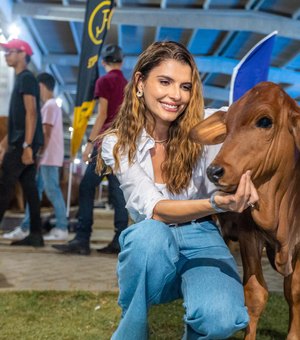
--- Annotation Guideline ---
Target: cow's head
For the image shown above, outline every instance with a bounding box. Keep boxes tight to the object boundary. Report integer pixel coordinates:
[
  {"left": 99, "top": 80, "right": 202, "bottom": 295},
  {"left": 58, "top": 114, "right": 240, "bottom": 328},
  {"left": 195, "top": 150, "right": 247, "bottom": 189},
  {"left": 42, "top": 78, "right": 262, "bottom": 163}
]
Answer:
[{"left": 190, "top": 82, "right": 300, "bottom": 229}]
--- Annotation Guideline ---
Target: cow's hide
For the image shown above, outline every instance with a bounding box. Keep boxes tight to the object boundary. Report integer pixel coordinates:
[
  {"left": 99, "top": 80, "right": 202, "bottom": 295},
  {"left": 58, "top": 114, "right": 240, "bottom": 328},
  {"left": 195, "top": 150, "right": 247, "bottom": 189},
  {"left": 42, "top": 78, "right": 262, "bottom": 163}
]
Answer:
[{"left": 190, "top": 82, "right": 300, "bottom": 340}]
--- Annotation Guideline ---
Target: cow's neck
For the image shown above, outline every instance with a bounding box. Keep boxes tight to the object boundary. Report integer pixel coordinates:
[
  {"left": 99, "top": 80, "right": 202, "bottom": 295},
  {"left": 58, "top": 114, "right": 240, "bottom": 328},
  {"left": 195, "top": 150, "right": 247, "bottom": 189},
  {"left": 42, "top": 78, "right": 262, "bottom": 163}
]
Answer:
[
  {"left": 252, "top": 154, "right": 300, "bottom": 276},
  {"left": 252, "top": 165, "right": 294, "bottom": 230}
]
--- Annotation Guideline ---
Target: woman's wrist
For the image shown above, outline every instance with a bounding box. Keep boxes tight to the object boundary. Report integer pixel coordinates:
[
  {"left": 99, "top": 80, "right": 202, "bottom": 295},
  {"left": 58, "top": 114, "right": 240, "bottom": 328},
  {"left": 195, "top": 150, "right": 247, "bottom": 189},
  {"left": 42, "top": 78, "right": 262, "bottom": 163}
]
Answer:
[{"left": 209, "top": 192, "right": 228, "bottom": 213}]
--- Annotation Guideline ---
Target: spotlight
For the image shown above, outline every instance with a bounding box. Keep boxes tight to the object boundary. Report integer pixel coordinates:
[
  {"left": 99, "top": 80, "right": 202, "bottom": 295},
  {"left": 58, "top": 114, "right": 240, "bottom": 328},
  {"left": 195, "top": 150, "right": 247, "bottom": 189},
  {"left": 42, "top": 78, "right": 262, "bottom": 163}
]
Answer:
[
  {"left": 8, "top": 23, "right": 21, "bottom": 38},
  {"left": 56, "top": 97, "right": 63, "bottom": 108}
]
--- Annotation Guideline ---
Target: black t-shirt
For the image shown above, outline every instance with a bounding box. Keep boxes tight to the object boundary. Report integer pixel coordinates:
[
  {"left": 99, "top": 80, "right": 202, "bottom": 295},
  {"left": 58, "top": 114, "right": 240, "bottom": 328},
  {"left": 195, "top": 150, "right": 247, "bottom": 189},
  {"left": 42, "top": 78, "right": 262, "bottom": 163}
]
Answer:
[{"left": 8, "top": 69, "right": 43, "bottom": 148}]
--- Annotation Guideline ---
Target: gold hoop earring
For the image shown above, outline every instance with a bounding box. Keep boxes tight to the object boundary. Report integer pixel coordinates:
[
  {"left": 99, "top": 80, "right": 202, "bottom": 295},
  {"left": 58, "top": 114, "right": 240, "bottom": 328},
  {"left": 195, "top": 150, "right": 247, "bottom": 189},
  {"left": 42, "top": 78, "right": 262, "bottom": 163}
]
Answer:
[{"left": 136, "top": 89, "right": 143, "bottom": 98}]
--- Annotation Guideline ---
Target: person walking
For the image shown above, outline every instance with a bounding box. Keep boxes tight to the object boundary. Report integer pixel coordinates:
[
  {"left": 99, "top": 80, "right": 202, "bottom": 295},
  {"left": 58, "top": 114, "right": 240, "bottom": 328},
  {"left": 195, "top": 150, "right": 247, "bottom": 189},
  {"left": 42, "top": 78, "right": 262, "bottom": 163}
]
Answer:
[
  {"left": 3, "top": 72, "right": 69, "bottom": 241},
  {"left": 53, "top": 44, "right": 128, "bottom": 255},
  {"left": 0, "top": 39, "right": 44, "bottom": 247}
]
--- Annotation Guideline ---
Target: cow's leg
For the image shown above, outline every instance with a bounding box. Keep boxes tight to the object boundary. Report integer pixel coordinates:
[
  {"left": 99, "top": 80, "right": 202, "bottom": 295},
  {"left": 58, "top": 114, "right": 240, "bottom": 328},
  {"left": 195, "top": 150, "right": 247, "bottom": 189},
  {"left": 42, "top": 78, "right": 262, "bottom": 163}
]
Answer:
[
  {"left": 239, "top": 230, "right": 268, "bottom": 340},
  {"left": 284, "top": 250, "right": 300, "bottom": 340}
]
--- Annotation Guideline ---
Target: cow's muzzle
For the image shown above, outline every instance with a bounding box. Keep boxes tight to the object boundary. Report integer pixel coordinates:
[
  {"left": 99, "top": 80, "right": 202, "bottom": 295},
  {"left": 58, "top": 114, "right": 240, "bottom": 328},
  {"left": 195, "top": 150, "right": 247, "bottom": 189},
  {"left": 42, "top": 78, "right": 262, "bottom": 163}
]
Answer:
[{"left": 206, "top": 164, "right": 224, "bottom": 184}]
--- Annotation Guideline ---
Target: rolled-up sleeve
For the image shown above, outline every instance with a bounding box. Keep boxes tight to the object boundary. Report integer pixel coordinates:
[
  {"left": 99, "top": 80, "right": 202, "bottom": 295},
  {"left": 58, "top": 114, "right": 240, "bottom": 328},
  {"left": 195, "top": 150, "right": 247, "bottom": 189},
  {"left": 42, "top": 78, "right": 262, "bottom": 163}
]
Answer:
[{"left": 101, "top": 135, "right": 166, "bottom": 222}]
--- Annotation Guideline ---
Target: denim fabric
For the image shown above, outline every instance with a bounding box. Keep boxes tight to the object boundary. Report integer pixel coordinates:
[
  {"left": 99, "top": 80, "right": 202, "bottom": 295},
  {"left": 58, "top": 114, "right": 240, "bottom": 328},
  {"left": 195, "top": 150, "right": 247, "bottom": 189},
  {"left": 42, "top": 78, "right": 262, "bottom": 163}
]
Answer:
[
  {"left": 112, "top": 219, "right": 249, "bottom": 340},
  {"left": 0, "top": 146, "right": 41, "bottom": 233},
  {"left": 75, "top": 150, "right": 128, "bottom": 242},
  {"left": 21, "top": 165, "right": 68, "bottom": 231}
]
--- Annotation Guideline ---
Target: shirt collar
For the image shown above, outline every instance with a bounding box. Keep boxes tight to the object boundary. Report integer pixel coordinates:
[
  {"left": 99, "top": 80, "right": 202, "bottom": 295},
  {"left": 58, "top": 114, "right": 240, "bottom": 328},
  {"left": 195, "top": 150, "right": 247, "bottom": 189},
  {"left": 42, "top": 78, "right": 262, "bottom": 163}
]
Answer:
[
  {"left": 137, "top": 128, "right": 155, "bottom": 152},
  {"left": 107, "top": 69, "right": 122, "bottom": 75}
]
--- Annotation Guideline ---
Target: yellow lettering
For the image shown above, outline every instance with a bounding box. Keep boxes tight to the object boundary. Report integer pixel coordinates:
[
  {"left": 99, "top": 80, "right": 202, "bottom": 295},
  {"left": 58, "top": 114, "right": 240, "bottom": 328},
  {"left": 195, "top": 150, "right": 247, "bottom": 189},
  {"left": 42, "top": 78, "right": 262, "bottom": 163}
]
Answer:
[
  {"left": 95, "top": 9, "right": 110, "bottom": 38},
  {"left": 87, "top": 55, "right": 98, "bottom": 68},
  {"left": 88, "top": 1, "right": 113, "bottom": 45}
]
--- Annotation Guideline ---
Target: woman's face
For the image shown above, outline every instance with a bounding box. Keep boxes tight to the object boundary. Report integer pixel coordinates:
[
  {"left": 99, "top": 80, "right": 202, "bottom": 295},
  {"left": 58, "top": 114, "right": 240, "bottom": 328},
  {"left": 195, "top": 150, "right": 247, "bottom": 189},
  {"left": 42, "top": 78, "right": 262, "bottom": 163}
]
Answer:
[{"left": 137, "top": 59, "right": 192, "bottom": 127}]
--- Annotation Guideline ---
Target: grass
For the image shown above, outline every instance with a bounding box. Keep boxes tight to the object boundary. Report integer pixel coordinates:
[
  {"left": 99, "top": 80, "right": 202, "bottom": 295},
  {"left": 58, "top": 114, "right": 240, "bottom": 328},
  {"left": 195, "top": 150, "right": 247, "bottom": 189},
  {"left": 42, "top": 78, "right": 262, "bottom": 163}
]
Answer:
[{"left": 0, "top": 291, "right": 288, "bottom": 340}]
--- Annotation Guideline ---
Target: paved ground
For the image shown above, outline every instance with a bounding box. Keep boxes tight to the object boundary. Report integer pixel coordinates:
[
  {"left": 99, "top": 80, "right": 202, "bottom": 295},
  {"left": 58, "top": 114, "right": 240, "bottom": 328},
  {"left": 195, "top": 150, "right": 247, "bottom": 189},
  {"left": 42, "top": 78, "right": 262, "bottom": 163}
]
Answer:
[
  {"left": 0, "top": 247, "right": 118, "bottom": 292},
  {"left": 0, "top": 208, "right": 283, "bottom": 293},
  {"left": 0, "top": 208, "right": 119, "bottom": 292}
]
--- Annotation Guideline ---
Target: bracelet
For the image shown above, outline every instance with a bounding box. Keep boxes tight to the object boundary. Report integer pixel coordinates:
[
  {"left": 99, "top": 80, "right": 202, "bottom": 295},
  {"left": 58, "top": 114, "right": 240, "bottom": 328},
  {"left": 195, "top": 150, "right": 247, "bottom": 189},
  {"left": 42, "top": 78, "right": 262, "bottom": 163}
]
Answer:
[
  {"left": 209, "top": 192, "right": 228, "bottom": 213},
  {"left": 87, "top": 138, "right": 94, "bottom": 144}
]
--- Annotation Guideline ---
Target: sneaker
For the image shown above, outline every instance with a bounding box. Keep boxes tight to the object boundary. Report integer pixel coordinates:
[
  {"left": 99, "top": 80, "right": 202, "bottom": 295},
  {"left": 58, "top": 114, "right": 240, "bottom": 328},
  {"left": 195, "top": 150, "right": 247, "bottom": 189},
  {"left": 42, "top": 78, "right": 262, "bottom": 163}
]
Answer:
[
  {"left": 43, "top": 228, "right": 69, "bottom": 241},
  {"left": 11, "top": 233, "right": 44, "bottom": 247},
  {"left": 2, "top": 226, "right": 29, "bottom": 240},
  {"left": 52, "top": 238, "right": 90, "bottom": 255}
]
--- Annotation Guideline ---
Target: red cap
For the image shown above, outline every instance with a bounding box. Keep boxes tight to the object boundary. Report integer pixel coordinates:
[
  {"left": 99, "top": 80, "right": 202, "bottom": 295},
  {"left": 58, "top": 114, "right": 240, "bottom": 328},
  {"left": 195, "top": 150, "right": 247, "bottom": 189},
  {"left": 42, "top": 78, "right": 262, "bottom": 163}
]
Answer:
[{"left": 0, "top": 39, "right": 33, "bottom": 56}]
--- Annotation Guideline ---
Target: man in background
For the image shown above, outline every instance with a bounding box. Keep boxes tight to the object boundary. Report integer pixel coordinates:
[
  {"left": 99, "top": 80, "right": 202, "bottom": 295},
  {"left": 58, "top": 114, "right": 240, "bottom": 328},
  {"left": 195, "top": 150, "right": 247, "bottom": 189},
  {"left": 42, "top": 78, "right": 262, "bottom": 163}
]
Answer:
[
  {"left": 0, "top": 39, "right": 44, "bottom": 247},
  {"left": 3, "top": 72, "right": 69, "bottom": 242},
  {"left": 53, "top": 44, "right": 128, "bottom": 255}
]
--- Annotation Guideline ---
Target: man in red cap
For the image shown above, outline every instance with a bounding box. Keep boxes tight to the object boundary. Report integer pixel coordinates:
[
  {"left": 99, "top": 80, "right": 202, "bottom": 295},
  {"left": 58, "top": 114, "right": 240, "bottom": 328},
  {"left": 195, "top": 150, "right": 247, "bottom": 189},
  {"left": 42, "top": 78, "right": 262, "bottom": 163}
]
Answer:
[
  {"left": 0, "top": 38, "right": 44, "bottom": 246},
  {"left": 0, "top": 39, "right": 33, "bottom": 56}
]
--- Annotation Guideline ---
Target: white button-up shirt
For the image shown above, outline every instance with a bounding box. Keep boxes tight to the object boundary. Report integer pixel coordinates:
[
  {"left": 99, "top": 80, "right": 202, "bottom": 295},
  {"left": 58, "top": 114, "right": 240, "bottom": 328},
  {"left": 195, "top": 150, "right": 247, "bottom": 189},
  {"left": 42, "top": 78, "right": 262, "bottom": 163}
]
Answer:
[{"left": 102, "top": 128, "right": 220, "bottom": 224}]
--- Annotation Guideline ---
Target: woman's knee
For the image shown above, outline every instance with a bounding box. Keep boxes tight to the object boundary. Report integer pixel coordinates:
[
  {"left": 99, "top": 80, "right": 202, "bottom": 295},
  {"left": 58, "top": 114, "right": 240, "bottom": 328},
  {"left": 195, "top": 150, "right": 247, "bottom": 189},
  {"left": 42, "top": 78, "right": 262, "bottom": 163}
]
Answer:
[
  {"left": 118, "top": 220, "right": 179, "bottom": 278},
  {"left": 117, "top": 220, "right": 179, "bottom": 308},
  {"left": 185, "top": 303, "right": 249, "bottom": 339}
]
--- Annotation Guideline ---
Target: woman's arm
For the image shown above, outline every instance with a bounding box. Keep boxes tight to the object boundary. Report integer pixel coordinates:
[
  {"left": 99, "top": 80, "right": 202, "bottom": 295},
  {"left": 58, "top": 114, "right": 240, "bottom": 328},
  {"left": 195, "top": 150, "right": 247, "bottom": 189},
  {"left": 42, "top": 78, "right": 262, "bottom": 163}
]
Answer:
[
  {"left": 153, "top": 171, "right": 258, "bottom": 223},
  {"left": 102, "top": 134, "right": 167, "bottom": 222},
  {"left": 102, "top": 135, "right": 258, "bottom": 224}
]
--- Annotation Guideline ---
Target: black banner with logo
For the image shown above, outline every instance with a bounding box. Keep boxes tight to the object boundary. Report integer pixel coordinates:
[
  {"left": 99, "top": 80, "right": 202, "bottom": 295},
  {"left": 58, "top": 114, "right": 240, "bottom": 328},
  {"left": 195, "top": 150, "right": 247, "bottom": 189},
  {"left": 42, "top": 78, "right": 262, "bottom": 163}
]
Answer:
[{"left": 71, "top": 0, "right": 114, "bottom": 157}]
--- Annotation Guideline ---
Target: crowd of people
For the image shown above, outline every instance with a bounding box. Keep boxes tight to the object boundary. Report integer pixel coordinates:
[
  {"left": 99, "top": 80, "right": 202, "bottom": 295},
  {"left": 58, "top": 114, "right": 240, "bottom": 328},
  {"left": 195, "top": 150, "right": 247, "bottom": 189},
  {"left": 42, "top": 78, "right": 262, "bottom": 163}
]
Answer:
[
  {"left": 0, "top": 38, "right": 127, "bottom": 252},
  {"left": 0, "top": 38, "right": 259, "bottom": 338}
]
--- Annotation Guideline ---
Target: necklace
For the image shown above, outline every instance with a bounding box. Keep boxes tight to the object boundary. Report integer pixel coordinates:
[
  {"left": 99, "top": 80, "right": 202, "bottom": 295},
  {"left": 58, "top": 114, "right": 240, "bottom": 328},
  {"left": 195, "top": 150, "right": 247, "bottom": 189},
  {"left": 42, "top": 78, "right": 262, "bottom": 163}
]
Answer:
[{"left": 154, "top": 138, "right": 168, "bottom": 144}]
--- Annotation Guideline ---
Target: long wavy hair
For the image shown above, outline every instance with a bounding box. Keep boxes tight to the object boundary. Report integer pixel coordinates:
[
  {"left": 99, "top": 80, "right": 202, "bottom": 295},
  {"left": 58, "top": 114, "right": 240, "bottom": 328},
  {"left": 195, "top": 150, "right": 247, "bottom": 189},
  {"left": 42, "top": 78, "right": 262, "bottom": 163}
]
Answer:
[{"left": 99, "top": 41, "right": 204, "bottom": 194}]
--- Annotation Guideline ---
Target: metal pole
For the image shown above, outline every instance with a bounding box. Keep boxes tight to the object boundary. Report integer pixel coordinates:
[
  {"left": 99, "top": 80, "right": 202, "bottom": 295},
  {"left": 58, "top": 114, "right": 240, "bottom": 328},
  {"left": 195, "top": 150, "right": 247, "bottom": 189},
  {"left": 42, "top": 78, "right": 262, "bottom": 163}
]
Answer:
[{"left": 66, "top": 160, "right": 73, "bottom": 218}]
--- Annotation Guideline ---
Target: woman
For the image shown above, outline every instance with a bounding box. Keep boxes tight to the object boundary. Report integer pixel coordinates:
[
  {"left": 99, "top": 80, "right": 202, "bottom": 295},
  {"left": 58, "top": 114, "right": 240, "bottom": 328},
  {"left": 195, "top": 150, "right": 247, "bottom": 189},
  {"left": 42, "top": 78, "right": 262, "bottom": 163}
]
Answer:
[{"left": 100, "top": 41, "right": 258, "bottom": 339}]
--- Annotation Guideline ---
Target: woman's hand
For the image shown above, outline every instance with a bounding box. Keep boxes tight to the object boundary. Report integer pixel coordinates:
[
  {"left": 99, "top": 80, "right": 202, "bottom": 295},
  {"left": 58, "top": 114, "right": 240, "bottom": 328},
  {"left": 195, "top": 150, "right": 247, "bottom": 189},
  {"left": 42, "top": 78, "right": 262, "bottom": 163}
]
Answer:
[{"left": 213, "top": 170, "right": 259, "bottom": 213}]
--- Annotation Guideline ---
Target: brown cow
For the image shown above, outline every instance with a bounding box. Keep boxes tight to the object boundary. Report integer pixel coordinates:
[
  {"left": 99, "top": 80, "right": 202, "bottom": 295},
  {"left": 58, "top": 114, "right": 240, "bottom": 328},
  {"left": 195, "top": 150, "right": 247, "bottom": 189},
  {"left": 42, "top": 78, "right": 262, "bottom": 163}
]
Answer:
[{"left": 190, "top": 82, "right": 300, "bottom": 340}]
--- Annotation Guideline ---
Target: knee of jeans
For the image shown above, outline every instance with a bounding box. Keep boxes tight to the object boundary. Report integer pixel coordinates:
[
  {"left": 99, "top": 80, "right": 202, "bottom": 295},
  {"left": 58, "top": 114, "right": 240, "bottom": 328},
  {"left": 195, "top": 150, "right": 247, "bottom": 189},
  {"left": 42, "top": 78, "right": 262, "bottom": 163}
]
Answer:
[
  {"left": 23, "top": 182, "right": 38, "bottom": 195},
  {"left": 79, "top": 177, "right": 94, "bottom": 195},
  {"left": 119, "top": 219, "right": 176, "bottom": 262},
  {"left": 44, "top": 187, "right": 57, "bottom": 200},
  {"left": 185, "top": 304, "right": 249, "bottom": 339}
]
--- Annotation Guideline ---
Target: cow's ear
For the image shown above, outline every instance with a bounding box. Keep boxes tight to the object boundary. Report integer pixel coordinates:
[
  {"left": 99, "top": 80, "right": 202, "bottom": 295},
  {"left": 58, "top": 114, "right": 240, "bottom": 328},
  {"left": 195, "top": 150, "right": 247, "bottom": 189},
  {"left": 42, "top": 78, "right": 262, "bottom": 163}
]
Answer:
[
  {"left": 189, "top": 110, "right": 227, "bottom": 145},
  {"left": 289, "top": 104, "right": 300, "bottom": 150}
]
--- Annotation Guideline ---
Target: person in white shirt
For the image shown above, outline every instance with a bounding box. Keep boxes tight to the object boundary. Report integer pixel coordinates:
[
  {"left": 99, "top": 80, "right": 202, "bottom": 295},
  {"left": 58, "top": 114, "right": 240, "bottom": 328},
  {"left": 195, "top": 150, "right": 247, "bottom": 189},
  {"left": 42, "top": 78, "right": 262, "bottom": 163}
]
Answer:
[{"left": 100, "top": 41, "right": 258, "bottom": 340}]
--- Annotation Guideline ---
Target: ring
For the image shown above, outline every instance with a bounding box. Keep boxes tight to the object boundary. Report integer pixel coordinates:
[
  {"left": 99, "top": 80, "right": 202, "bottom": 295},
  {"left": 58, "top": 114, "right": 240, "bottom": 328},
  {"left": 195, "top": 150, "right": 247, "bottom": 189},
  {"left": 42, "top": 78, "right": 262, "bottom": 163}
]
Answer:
[{"left": 247, "top": 201, "right": 255, "bottom": 208}]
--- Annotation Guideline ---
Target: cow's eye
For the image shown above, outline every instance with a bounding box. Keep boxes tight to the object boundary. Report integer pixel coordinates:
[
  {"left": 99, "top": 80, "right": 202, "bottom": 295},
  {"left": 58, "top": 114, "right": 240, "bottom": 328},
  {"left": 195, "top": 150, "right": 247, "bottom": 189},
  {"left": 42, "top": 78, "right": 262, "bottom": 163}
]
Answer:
[{"left": 256, "top": 116, "right": 273, "bottom": 129}]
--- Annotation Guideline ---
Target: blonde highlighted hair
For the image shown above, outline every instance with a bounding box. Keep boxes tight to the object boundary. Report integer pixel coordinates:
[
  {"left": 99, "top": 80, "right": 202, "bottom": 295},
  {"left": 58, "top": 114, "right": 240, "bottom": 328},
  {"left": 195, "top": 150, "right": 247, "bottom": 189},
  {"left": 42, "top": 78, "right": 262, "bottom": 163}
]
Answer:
[{"left": 99, "top": 41, "right": 204, "bottom": 194}]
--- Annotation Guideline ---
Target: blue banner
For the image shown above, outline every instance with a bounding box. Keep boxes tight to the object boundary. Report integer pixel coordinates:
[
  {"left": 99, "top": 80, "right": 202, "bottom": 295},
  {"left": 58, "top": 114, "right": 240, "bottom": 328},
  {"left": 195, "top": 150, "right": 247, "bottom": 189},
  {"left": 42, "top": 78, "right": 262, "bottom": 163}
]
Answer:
[{"left": 229, "top": 31, "right": 277, "bottom": 104}]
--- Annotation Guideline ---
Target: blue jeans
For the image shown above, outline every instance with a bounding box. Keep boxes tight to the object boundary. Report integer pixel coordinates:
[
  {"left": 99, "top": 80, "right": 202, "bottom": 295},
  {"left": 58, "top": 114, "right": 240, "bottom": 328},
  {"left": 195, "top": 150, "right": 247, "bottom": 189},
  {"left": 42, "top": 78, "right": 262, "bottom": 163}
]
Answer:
[
  {"left": 75, "top": 150, "right": 128, "bottom": 243},
  {"left": 112, "top": 219, "right": 249, "bottom": 340},
  {"left": 21, "top": 165, "right": 68, "bottom": 231}
]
